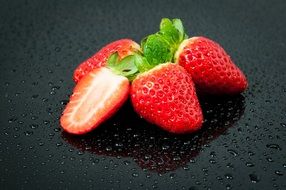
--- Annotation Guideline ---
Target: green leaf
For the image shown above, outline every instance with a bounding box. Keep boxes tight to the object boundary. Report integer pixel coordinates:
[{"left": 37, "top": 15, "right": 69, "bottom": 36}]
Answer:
[
  {"left": 141, "top": 37, "right": 148, "bottom": 50},
  {"left": 139, "top": 18, "right": 189, "bottom": 67},
  {"left": 134, "top": 53, "right": 153, "bottom": 73},
  {"left": 110, "top": 55, "right": 138, "bottom": 77},
  {"left": 172, "top": 19, "right": 185, "bottom": 41},
  {"left": 142, "top": 33, "right": 173, "bottom": 66},
  {"left": 159, "top": 18, "right": 180, "bottom": 44},
  {"left": 159, "top": 18, "right": 173, "bottom": 30},
  {"left": 106, "top": 54, "right": 139, "bottom": 80},
  {"left": 107, "top": 52, "right": 120, "bottom": 67}
]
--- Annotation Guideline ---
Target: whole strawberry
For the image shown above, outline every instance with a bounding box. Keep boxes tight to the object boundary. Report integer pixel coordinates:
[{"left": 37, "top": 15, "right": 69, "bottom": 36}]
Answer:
[
  {"left": 73, "top": 39, "right": 140, "bottom": 83},
  {"left": 175, "top": 37, "right": 248, "bottom": 95},
  {"left": 131, "top": 62, "right": 203, "bottom": 134}
]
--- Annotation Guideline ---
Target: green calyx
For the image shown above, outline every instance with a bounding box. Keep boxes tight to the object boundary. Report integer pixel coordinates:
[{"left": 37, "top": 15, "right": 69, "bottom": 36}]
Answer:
[
  {"left": 141, "top": 18, "right": 188, "bottom": 66},
  {"left": 107, "top": 52, "right": 154, "bottom": 81},
  {"left": 107, "top": 18, "right": 188, "bottom": 80},
  {"left": 107, "top": 53, "right": 139, "bottom": 81},
  {"left": 141, "top": 34, "right": 173, "bottom": 66}
]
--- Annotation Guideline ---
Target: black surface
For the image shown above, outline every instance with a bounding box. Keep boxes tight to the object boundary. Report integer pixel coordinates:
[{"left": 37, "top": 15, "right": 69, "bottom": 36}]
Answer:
[{"left": 1, "top": 0, "right": 286, "bottom": 189}]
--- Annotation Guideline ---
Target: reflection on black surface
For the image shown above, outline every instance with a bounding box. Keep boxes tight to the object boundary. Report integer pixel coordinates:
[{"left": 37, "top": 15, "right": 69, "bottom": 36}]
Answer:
[{"left": 62, "top": 95, "right": 245, "bottom": 173}]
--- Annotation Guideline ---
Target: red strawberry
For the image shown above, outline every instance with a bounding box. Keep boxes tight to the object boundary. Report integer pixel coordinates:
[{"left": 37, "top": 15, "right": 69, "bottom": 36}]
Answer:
[
  {"left": 175, "top": 37, "right": 248, "bottom": 95},
  {"left": 73, "top": 39, "right": 140, "bottom": 83},
  {"left": 61, "top": 52, "right": 140, "bottom": 134},
  {"left": 130, "top": 63, "right": 203, "bottom": 134},
  {"left": 61, "top": 67, "right": 130, "bottom": 134}
]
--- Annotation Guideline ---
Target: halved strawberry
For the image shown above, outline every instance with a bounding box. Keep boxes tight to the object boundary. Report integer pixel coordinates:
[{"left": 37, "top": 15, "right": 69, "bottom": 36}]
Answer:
[
  {"left": 73, "top": 39, "right": 140, "bottom": 83},
  {"left": 61, "top": 67, "right": 129, "bottom": 134},
  {"left": 61, "top": 53, "right": 139, "bottom": 135}
]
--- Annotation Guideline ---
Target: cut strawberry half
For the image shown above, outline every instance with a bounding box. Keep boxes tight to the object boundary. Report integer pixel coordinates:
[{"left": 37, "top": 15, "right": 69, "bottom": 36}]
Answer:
[
  {"left": 61, "top": 67, "right": 130, "bottom": 134},
  {"left": 61, "top": 53, "right": 140, "bottom": 135}
]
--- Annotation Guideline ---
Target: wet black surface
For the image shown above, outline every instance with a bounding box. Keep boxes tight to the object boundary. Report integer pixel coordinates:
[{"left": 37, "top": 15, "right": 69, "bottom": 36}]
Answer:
[{"left": 1, "top": 0, "right": 286, "bottom": 189}]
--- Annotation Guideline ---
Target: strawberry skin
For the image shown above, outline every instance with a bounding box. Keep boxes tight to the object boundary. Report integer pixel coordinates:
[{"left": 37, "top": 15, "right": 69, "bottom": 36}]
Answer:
[
  {"left": 175, "top": 37, "right": 248, "bottom": 95},
  {"left": 131, "top": 63, "right": 203, "bottom": 134},
  {"left": 61, "top": 67, "right": 129, "bottom": 135},
  {"left": 73, "top": 39, "right": 140, "bottom": 83}
]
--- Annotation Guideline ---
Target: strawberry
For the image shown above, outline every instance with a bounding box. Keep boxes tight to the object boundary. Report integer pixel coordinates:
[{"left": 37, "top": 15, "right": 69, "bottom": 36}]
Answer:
[
  {"left": 175, "top": 37, "right": 248, "bottom": 95},
  {"left": 61, "top": 53, "right": 139, "bottom": 134},
  {"left": 130, "top": 62, "right": 203, "bottom": 134},
  {"left": 73, "top": 39, "right": 140, "bottom": 83}
]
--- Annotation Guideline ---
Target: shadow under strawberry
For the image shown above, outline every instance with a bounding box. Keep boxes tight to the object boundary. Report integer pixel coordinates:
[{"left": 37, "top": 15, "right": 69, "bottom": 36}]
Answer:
[{"left": 62, "top": 95, "right": 245, "bottom": 174}]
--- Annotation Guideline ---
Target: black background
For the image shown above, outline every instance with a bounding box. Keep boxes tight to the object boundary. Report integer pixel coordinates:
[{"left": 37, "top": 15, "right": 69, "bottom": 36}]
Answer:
[{"left": 1, "top": 0, "right": 286, "bottom": 189}]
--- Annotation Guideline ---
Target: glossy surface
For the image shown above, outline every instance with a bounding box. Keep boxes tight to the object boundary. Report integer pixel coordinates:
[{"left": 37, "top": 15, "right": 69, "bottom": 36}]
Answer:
[
  {"left": 1, "top": 0, "right": 286, "bottom": 189},
  {"left": 131, "top": 63, "right": 203, "bottom": 133},
  {"left": 176, "top": 37, "right": 248, "bottom": 95}
]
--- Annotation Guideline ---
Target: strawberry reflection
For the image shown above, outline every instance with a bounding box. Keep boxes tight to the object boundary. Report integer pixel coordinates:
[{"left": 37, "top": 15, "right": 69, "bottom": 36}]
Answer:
[{"left": 62, "top": 95, "right": 245, "bottom": 173}]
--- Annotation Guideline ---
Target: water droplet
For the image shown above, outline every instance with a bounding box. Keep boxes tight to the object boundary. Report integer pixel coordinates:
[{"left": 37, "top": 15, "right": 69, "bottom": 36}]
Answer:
[
  {"left": 56, "top": 142, "right": 63, "bottom": 147},
  {"left": 266, "top": 144, "right": 281, "bottom": 150},
  {"left": 226, "top": 184, "right": 232, "bottom": 190},
  {"left": 30, "top": 124, "right": 39, "bottom": 129},
  {"left": 162, "top": 144, "right": 170, "bottom": 150},
  {"left": 55, "top": 47, "right": 61, "bottom": 52},
  {"left": 132, "top": 173, "right": 139, "bottom": 177},
  {"left": 144, "top": 154, "right": 151, "bottom": 160},
  {"left": 77, "top": 151, "right": 84, "bottom": 155},
  {"left": 183, "top": 166, "right": 189, "bottom": 170},
  {"left": 227, "top": 149, "right": 238, "bottom": 156},
  {"left": 123, "top": 160, "right": 130, "bottom": 165},
  {"left": 226, "top": 163, "right": 234, "bottom": 169},
  {"left": 169, "top": 173, "right": 176, "bottom": 179},
  {"left": 225, "top": 173, "right": 233, "bottom": 180},
  {"left": 209, "top": 159, "right": 216, "bottom": 164},
  {"left": 31, "top": 116, "right": 38, "bottom": 120},
  {"left": 91, "top": 158, "right": 99, "bottom": 165},
  {"left": 189, "top": 159, "right": 196, "bottom": 163},
  {"left": 60, "top": 100, "right": 68, "bottom": 105},
  {"left": 274, "top": 170, "right": 283, "bottom": 176},
  {"left": 210, "top": 151, "right": 216, "bottom": 158},
  {"left": 43, "top": 120, "right": 50, "bottom": 125},
  {"left": 105, "top": 146, "right": 112, "bottom": 151},
  {"left": 248, "top": 151, "right": 255, "bottom": 156},
  {"left": 249, "top": 173, "right": 260, "bottom": 183},
  {"left": 246, "top": 162, "right": 254, "bottom": 167},
  {"left": 24, "top": 131, "right": 33, "bottom": 136},
  {"left": 266, "top": 157, "right": 273, "bottom": 162},
  {"left": 173, "top": 156, "right": 181, "bottom": 161},
  {"left": 8, "top": 117, "right": 17, "bottom": 123}
]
